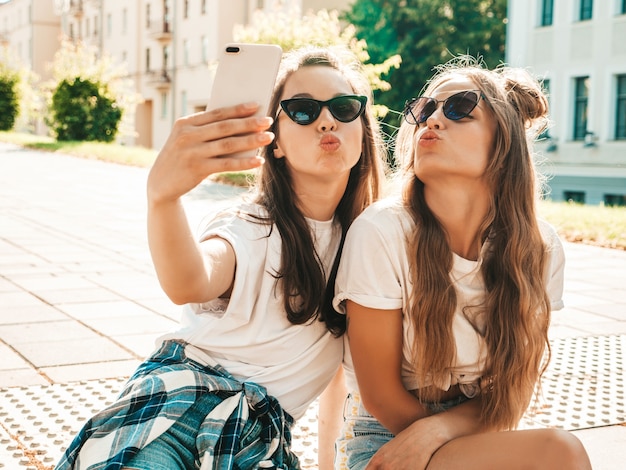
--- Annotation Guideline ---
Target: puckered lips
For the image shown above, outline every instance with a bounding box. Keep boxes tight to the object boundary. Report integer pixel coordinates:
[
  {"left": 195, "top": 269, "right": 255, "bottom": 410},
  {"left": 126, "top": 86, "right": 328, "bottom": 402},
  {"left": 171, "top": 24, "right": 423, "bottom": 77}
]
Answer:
[
  {"left": 319, "top": 134, "right": 341, "bottom": 152},
  {"left": 418, "top": 130, "right": 440, "bottom": 147}
]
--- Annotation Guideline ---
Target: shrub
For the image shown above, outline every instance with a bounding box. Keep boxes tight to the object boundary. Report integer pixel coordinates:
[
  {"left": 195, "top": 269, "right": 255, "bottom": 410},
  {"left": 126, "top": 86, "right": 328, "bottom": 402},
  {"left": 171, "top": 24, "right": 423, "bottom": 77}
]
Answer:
[
  {"left": 0, "top": 73, "right": 19, "bottom": 131},
  {"left": 48, "top": 77, "right": 122, "bottom": 142}
]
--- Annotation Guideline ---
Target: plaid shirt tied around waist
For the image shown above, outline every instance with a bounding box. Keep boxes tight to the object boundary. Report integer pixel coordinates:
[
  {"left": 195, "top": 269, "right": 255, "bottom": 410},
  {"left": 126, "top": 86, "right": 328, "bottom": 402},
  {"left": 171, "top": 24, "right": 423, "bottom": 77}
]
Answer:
[{"left": 55, "top": 340, "right": 299, "bottom": 470}]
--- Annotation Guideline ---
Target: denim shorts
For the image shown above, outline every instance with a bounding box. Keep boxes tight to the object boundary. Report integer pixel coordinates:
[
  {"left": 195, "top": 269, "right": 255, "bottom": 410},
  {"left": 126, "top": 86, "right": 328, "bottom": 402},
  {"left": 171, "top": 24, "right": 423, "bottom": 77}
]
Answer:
[{"left": 335, "top": 391, "right": 468, "bottom": 470}]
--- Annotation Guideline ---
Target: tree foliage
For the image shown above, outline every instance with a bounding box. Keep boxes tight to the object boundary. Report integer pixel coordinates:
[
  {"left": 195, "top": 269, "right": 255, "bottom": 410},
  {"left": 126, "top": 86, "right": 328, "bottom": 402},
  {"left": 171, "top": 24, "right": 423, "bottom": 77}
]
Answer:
[
  {"left": 0, "top": 62, "right": 20, "bottom": 131},
  {"left": 343, "top": 0, "right": 507, "bottom": 120},
  {"left": 49, "top": 77, "right": 122, "bottom": 142},
  {"left": 233, "top": 8, "right": 401, "bottom": 119}
]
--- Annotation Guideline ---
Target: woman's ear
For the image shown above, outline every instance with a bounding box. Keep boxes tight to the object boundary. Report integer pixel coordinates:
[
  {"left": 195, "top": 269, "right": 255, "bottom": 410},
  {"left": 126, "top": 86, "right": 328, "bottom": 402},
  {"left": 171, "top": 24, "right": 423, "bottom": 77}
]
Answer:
[{"left": 273, "top": 141, "right": 285, "bottom": 159}]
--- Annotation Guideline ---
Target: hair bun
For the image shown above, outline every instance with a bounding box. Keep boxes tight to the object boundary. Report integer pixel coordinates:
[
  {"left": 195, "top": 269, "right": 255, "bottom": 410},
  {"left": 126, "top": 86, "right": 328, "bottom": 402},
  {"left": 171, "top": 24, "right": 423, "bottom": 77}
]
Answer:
[{"left": 501, "top": 68, "right": 549, "bottom": 131}]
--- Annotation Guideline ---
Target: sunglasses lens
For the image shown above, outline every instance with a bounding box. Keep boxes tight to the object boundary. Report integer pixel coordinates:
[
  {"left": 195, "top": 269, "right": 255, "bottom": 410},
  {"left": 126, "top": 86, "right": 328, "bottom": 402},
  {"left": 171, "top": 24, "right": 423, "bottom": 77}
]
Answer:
[
  {"left": 404, "top": 97, "right": 436, "bottom": 124},
  {"left": 404, "top": 91, "right": 481, "bottom": 125},
  {"left": 284, "top": 100, "right": 319, "bottom": 124},
  {"left": 329, "top": 96, "right": 365, "bottom": 122},
  {"left": 444, "top": 91, "right": 479, "bottom": 120}
]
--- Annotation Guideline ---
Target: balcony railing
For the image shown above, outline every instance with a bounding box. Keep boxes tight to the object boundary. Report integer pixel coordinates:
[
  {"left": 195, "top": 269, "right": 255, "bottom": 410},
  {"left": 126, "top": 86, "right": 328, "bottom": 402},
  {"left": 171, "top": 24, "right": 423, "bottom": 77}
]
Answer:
[
  {"left": 149, "top": 20, "right": 173, "bottom": 44},
  {"left": 69, "top": 0, "right": 84, "bottom": 19},
  {"left": 146, "top": 70, "right": 172, "bottom": 91}
]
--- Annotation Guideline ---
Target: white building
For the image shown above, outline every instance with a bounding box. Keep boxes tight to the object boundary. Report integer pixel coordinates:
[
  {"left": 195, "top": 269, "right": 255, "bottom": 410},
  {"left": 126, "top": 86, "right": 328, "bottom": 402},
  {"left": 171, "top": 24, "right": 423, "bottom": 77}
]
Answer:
[
  {"left": 0, "top": 0, "right": 352, "bottom": 150},
  {"left": 507, "top": 0, "right": 626, "bottom": 205}
]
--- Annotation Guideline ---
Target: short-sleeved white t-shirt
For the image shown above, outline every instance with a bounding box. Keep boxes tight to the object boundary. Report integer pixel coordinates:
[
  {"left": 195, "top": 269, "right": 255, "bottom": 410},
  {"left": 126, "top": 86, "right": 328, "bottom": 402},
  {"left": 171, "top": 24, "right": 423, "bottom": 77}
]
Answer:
[
  {"left": 159, "top": 202, "right": 343, "bottom": 419},
  {"left": 333, "top": 198, "right": 565, "bottom": 395}
]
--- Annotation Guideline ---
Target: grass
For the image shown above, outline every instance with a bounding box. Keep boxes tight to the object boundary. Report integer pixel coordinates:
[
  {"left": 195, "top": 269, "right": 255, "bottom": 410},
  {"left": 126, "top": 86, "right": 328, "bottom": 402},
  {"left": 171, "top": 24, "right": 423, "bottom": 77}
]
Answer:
[
  {"left": 538, "top": 200, "right": 626, "bottom": 250},
  {"left": 2, "top": 131, "right": 624, "bottom": 250}
]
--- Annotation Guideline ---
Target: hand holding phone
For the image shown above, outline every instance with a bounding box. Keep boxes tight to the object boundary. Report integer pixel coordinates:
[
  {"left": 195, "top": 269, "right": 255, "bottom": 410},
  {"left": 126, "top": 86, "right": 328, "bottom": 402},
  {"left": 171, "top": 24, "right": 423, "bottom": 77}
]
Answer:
[{"left": 207, "top": 43, "right": 282, "bottom": 158}]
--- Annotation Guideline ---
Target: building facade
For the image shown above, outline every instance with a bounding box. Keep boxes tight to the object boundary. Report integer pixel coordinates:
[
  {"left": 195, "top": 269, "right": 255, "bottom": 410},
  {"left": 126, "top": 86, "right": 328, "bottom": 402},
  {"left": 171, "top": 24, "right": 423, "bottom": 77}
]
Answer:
[
  {"left": 507, "top": 0, "right": 626, "bottom": 205},
  {"left": 0, "top": 0, "right": 352, "bottom": 150}
]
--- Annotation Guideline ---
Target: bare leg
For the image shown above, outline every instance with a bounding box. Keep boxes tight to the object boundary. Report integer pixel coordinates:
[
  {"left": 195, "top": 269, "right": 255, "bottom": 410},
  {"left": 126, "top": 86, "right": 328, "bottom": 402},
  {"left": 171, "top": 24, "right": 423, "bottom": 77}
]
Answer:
[
  {"left": 427, "top": 429, "right": 592, "bottom": 470},
  {"left": 318, "top": 366, "right": 347, "bottom": 470}
]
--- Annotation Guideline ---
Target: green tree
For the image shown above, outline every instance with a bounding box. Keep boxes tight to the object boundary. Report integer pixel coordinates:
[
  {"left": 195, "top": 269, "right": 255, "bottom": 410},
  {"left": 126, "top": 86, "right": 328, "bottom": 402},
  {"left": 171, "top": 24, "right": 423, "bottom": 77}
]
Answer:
[
  {"left": 344, "top": 0, "right": 507, "bottom": 120},
  {"left": 45, "top": 39, "right": 139, "bottom": 141},
  {"left": 0, "top": 64, "right": 20, "bottom": 131},
  {"left": 49, "top": 77, "right": 122, "bottom": 142}
]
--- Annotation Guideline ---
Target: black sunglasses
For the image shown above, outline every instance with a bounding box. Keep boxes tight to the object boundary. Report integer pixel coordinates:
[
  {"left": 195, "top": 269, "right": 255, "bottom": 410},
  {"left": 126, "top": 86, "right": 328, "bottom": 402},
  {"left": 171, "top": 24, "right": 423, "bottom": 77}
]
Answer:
[
  {"left": 403, "top": 90, "right": 484, "bottom": 125},
  {"left": 279, "top": 95, "right": 367, "bottom": 125}
]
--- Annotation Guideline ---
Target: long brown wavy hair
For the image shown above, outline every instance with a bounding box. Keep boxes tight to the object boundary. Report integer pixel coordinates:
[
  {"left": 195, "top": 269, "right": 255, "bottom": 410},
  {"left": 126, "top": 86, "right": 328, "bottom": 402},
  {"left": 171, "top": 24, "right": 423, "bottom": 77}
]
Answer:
[
  {"left": 395, "top": 57, "right": 552, "bottom": 430},
  {"left": 252, "top": 47, "right": 386, "bottom": 337}
]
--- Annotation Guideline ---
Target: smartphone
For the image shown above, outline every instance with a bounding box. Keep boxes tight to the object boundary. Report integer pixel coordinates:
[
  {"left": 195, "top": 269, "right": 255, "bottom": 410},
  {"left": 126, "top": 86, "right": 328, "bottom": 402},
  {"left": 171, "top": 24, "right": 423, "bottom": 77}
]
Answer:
[{"left": 207, "top": 43, "right": 283, "bottom": 158}]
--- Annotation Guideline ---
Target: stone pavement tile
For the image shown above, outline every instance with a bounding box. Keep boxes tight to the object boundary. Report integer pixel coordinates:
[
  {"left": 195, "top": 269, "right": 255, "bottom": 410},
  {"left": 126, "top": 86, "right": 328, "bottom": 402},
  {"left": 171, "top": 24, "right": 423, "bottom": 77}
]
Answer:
[
  {"left": 578, "top": 302, "right": 626, "bottom": 320},
  {"left": 0, "top": 291, "right": 52, "bottom": 309},
  {"left": 573, "top": 425, "right": 626, "bottom": 470},
  {"left": 40, "top": 360, "right": 140, "bottom": 383},
  {"left": 8, "top": 273, "right": 98, "bottom": 292},
  {"left": 0, "top": 343, "right": 30, "bottom": 370},
  {"left": 56, "top": 300, "right": 166, "bottom": 320},
  {"left": 112, "top": 334, "right": 161, "bottom": 358},
  {"left": 0, "top": 368, "right": 49, "bottom": 388},
  {"left": 0, "top": 320, "right": 102, "bottom": 344},
  {"left": 0, "top": 421, "right": 32, "bottom": 469},
  {"left": 32, "top": 287, "right": 127, "bottom": 305},
  {"left": 137, "top": 297, "right": 180, "bottom": 320},
  {"left": 81, "top": 315, "right": 176, "bottom": 337},
  {"left": 570, "top": 321, "right": 626, "bottom": 337},
  {"left": 0, "top": 305, "right": 68, "bottom": 325},
  {"left": 0, "top": 277, "right": 16, "bottom": 293},
  {"left": 12, "top": 337, "right": 133, "bottom": 368},
  {"left": 83, "top": 271, "right": 167, "bottom": 300},
  {"left": 563, "top": 290, "right": 620, "bottom": 309}
]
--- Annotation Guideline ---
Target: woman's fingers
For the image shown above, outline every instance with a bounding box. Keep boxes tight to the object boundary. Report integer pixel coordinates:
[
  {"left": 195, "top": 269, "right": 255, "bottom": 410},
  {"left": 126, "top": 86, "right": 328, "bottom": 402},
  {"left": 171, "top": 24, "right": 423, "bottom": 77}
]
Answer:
[{"left": 147, "top": 103, "right": 274, "bottom": 203}]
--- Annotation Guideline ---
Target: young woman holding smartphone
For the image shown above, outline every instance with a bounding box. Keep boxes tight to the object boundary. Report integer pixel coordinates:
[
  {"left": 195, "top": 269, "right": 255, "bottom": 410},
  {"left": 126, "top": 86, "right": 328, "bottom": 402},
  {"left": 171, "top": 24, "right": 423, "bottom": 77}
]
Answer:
[{"left": 56, "top": 46, "right": 386, "bottom": 470}]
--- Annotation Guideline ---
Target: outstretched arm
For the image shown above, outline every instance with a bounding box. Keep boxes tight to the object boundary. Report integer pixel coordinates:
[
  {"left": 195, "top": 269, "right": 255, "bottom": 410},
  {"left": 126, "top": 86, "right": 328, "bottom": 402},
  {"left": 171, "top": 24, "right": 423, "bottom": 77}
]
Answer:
[{"left": 147, "top": 103, "right": 273, "bottom": 304}]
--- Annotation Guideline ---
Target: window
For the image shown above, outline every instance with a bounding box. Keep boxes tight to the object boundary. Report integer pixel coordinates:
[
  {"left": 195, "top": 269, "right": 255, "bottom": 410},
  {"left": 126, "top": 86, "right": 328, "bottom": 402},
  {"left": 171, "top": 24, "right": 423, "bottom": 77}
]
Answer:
[
  {"left": 161, "top": 92, "right": 168, "bottom": 119},
  {"left": 107, "top": 13, "right": 112, "bottom": 37},
  {"left": 201, "top": 36, "right": 208, "bottom": 63},
  {"left": 616, "top": 75, "right": 626, "bottom": 140},
  {"left": 146, "top": 4, "right": 151, "bottom": 28},
  {"left": 163, "top": 45, "right": 170, "bottom": 71},
  {"left": 539, "top": 79, "right": 551, "bottom": 139},
  {"left": 183, "top": 39, "right": 189, "bottom": 66},
  {"left": 579, "top": 0, "right": 593, "bottom": 20},
  {"left": 622, "top": 0, "right": 626, "bottom": 15},
  {"left": 181, "top": 90, "right": 188, "bottom": 116},
  {"left": 564, "top": 191, "right": 586, "bottom": 203},
  {"left": 604, "top": 194, "right": 626, "bottom": 206},
  {"left": 573, "top": 77, "right": 589, "bottom": 140},
  {"left": 541, "top": 0, "right": 554, "bottom": 26},
  {"left": 201, "top": 0, "right": 207, "bottom": 14},
  {"left": 146, "top": 48, "right": 151, "bottom": 72},
  {"left": 184, "top": 0, "right": 189, "bottom": 18}
]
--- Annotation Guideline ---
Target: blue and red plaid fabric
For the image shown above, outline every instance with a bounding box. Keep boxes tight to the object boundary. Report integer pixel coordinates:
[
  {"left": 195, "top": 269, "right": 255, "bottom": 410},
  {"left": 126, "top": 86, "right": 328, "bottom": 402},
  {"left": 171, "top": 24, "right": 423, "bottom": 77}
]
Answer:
[{"left": 55, "top": 340, "right": 299, "bottom": 469}]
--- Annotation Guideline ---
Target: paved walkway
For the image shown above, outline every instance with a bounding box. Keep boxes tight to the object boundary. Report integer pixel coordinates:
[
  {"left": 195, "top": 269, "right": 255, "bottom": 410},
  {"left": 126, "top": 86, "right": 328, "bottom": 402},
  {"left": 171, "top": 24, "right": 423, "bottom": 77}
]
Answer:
[{"left": 0, "top": 143, "right": 624, "bottom": 469}]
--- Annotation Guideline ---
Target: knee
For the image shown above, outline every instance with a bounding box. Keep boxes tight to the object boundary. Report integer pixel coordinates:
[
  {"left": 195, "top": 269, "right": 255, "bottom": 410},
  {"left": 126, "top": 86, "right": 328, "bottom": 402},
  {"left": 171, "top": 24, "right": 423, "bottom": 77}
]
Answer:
[{"left": 540, "top": 429, "right": 591, "bottom": 470}]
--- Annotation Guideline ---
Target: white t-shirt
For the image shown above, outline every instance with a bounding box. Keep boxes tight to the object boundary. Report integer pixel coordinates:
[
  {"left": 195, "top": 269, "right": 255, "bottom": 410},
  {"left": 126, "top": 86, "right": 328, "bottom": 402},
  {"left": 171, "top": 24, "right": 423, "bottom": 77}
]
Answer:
[
  {"left": 333, "top": 198, "right": 565, "bottom": 396},
  {"left": 159, "top": 202, "right": 343, "bottom": 419}
]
